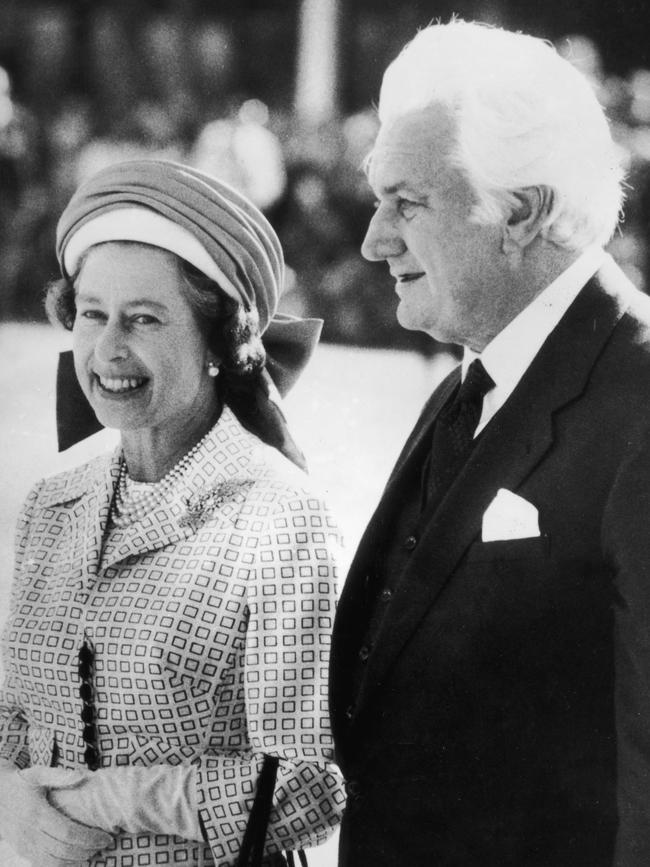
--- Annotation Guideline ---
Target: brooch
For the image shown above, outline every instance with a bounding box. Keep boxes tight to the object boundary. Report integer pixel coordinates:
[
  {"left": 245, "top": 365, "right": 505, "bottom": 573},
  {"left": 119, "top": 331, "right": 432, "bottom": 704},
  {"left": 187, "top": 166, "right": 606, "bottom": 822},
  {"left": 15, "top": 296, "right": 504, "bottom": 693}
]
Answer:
[{"left": 179, "top": 479, "right": 254, "bottom": 528}]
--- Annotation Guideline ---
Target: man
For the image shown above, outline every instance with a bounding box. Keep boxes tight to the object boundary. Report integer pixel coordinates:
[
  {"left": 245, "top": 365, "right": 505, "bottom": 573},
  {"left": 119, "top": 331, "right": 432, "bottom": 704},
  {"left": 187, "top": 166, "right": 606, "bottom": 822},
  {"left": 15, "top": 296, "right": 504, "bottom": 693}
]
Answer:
[{"left": 330, "top": 20, "right": 650, "bottom": 867}]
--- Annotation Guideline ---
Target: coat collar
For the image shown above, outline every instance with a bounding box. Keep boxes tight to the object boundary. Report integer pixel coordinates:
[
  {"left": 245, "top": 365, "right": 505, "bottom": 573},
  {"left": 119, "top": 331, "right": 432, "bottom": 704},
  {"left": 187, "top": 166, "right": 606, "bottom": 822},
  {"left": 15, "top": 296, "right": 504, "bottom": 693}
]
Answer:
[
  {"left": 347, "top": 262, "right": 636, "bottom": 715},
  {"left": 38, "top": 406, "right": 265, "bottom": 579}
]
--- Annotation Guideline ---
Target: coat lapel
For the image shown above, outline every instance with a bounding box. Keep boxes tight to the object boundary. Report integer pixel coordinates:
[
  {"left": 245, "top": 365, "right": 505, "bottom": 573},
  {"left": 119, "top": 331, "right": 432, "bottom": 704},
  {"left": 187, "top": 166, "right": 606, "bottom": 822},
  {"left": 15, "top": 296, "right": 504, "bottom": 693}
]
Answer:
[
  {"left": 39, "top": 450, "right": 120, "bottom": 588},
  {"left": 340, "top": 367, "right": 460, "bottom": 603},
  {"left": 40, "top": 407, "right": 262, "bottom": 579},
  {"left": 353, "top": 268, "right": 634, "bottom": 712},
  {"left": 386, "top": 368, "right": 460, "bottom": 488},
  {"left": 99, "top": 407, "right": 259, "bottom": 572}
]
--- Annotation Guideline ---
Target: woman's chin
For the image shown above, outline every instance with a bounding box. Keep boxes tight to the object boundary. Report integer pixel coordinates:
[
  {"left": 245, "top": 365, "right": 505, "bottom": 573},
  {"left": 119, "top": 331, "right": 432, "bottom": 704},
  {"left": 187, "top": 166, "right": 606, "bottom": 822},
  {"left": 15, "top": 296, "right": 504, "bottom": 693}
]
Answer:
[
  {"left": 90, "top": 399, "right": 148, "bottom": 432},
  {"left": 88, "top": 382, "right": 151, "bottom": 427}
]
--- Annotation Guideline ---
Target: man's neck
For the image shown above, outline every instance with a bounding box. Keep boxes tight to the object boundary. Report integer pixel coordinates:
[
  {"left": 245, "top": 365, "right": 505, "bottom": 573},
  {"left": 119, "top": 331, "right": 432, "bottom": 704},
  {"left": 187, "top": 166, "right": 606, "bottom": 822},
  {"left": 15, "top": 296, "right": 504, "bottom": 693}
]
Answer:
[{"left": 468, "top": 243, "right": 583, "bottom": 353}]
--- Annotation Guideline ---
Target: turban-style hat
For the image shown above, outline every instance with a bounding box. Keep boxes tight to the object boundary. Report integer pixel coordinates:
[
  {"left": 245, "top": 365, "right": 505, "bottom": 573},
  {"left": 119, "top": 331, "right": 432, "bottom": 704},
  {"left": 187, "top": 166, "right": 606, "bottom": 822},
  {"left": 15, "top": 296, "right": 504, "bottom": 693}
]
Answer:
[{"left": 54, "top": 159, "right": 321, "bottom": 469}]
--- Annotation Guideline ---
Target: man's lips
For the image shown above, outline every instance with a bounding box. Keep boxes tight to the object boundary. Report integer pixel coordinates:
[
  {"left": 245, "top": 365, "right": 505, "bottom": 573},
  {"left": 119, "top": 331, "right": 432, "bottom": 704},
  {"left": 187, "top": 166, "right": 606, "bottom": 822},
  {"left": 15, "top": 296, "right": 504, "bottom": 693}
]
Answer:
[
  {"left": 94, "top": 373, "right": 148, "bottom": 394},
  {"left": 393, "top": 272, "right": 426, "bottom": 284}
]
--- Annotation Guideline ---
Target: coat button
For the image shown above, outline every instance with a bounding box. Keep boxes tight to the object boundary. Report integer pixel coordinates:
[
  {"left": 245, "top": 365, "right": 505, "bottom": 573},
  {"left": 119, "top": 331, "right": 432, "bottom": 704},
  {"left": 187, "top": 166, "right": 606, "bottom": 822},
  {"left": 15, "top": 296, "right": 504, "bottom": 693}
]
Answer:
[
  {"left": 358, "top": 644, "right": 371, "bottom": 663},
  {"left": 345, "top": 703, "right": 355, "bottom": 721},
  {"left": 404, "top": 534, "right": 418, "bottom": 550},
  {"left": 380, "top": 588, "right": 393, "bottom": 602}
]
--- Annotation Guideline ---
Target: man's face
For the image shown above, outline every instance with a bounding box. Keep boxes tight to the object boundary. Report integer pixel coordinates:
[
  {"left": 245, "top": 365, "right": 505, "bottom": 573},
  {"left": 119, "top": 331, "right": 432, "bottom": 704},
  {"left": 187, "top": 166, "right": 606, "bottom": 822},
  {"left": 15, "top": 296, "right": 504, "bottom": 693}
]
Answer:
[{"left": 362, "top": 106, "right": 504, "bottom": 351}]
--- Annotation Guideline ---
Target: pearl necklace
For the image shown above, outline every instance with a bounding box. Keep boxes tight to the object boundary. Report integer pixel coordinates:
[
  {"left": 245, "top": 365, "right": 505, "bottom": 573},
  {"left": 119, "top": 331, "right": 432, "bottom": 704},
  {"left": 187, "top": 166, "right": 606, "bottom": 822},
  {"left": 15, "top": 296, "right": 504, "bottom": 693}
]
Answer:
[{"left": 111, "top": 428, "right": 214, "bottom": 527}]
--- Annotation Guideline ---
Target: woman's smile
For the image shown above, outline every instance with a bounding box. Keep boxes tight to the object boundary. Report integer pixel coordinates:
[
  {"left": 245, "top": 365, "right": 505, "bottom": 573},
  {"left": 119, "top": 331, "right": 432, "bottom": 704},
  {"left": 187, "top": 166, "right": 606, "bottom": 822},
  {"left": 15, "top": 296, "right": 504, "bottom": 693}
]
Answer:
[
  {"left": 95, "top": 373, "right": 149, "bottom": 395},
  {"left": 72, "top": 242, "right": 219, "bottom": 470}
]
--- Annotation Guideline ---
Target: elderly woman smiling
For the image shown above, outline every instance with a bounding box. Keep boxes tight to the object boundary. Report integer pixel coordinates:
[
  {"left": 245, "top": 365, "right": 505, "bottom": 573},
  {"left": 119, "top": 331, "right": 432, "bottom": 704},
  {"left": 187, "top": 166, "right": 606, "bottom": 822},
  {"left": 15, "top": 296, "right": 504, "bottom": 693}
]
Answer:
[{"left": 0, "top": 160, "right": 344, "bottom": 867}]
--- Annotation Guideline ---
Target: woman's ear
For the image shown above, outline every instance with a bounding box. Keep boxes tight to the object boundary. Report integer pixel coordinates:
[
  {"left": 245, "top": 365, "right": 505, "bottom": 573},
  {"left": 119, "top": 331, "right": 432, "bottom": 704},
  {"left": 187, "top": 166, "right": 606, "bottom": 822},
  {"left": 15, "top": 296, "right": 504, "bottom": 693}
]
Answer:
[{"left": 502, "top": 185, "right": 554, "bottom": 254}]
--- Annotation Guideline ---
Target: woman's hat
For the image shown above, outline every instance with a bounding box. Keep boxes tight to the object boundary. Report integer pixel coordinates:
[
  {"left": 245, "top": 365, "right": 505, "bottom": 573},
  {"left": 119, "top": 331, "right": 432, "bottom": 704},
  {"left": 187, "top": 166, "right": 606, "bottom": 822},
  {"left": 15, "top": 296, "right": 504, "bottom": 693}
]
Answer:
[{"left": 54, "top": 159, "right": 321, "bottom": 468}]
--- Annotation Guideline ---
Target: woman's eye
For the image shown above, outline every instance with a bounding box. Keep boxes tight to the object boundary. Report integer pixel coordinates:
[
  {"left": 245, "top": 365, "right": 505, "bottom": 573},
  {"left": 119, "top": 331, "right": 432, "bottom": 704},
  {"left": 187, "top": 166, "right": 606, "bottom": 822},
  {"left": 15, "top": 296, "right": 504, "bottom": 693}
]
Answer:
[
  {"left": 132, "top": 314, "right": 159, "bottom": 325},
  {"left": 79, "top": 309, "right": 105, "bottom": 321}
]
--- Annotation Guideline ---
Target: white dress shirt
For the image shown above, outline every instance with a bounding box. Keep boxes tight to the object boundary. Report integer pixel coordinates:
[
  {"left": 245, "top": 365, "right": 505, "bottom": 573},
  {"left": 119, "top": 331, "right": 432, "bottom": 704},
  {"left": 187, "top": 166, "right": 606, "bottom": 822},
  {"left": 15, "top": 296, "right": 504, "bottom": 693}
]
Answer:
[{"left": 464, "top": 246, "right": 608, "bottom": 436}]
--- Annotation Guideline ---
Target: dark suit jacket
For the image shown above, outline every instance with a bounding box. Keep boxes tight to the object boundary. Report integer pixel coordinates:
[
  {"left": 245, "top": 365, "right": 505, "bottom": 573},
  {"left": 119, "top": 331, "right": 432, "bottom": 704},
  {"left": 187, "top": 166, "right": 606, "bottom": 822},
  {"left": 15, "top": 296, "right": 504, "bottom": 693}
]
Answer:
[{"left": 330, "top": 260, "right": 650, "bottom": 866}]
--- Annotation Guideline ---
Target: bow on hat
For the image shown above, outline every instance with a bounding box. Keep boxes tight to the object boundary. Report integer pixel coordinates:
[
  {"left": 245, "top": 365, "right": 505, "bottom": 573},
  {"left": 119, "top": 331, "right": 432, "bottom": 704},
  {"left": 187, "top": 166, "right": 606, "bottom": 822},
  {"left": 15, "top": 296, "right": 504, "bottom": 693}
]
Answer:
[{"left": 55, "top": 159, "right": 321, "bottom": 469}]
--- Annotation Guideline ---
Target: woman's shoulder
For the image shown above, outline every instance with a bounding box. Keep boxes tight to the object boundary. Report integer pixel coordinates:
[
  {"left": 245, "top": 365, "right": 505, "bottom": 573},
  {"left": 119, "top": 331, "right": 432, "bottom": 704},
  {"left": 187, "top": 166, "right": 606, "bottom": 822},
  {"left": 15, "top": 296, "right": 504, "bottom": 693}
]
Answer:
[
  {"left": 25, "top": 450, "right": 116, "bottom": 510},
  {"left": 212, "top": 406, "right": 327, "bottom": 507},
  {"left": 246, "top": 438, "right": 327, "bottom": 507}
]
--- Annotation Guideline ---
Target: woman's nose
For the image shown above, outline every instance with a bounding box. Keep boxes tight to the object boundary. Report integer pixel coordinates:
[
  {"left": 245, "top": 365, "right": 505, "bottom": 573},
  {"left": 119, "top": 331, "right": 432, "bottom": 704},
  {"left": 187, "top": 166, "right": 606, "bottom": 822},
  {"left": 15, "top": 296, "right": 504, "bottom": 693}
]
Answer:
[
  {"left": 361, "top": 208, "right": 405, "bottom": 262},
  {"left": 94, "top": 319, "right": 129, "bottom": 363}
]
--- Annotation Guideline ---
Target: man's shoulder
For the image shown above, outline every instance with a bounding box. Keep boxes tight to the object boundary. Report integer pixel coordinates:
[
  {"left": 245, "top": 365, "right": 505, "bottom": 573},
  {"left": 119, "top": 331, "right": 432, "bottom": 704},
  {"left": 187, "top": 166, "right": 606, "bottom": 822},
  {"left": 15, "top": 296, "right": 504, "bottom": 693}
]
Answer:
[
  {"left": 595, "top": 256, "right": 650, "bottom": 332},
  {"left": 598, "top": 268, "right": 650, "bottom": 370}
]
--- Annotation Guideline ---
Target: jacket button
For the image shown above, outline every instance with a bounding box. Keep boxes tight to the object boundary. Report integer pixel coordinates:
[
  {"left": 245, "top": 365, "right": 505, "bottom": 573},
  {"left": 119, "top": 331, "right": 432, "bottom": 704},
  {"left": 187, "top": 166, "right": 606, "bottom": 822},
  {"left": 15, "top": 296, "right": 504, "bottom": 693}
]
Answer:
[
  {"left": 380, "top": 588, "right": 393, "bottom": 602},
  {"left": 345, "top": 779, "right": 362, "bottom": 800},
  {"left": 404, "top": 534, "right": 418, "bottom": 550},
  {"left": 345, "top": 703, "right": 355, "bottom": 721},
  {"left": 358, "top": 644, "right": 371, "bottom": 663}
]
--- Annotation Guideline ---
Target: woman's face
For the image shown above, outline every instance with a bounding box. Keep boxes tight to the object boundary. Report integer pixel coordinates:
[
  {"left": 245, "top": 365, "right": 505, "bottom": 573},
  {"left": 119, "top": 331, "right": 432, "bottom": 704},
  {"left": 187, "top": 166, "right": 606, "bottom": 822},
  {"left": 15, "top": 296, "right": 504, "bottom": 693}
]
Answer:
[{"left": 72, "top": 242, "right": 216, "bottom": 438}]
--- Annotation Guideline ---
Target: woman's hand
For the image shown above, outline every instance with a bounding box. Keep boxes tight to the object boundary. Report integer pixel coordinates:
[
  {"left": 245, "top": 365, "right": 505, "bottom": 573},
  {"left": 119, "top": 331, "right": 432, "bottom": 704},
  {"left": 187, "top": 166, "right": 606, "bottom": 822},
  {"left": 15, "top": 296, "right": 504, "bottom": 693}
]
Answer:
[
  {"left": 21, "top": 763, "right": 202, "bottom": 840},
  {"left": 0, "top": 763, "right": 113, "bottom": 866}
]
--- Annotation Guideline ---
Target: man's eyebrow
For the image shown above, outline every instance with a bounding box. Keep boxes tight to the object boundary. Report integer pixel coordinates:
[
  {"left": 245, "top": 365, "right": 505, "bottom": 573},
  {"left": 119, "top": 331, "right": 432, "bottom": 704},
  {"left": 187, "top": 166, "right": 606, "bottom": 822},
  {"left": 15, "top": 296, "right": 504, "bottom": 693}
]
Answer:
[{"left": 376, "top": 181, "right": 426, "bottom": 199}]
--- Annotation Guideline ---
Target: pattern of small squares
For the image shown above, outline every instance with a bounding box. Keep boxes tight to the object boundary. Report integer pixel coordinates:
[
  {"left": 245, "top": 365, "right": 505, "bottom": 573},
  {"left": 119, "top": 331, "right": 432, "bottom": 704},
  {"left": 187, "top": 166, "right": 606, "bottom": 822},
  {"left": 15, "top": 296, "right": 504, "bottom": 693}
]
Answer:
[{"left": 0, "top": 406, "right": 346, "bottom": 866}]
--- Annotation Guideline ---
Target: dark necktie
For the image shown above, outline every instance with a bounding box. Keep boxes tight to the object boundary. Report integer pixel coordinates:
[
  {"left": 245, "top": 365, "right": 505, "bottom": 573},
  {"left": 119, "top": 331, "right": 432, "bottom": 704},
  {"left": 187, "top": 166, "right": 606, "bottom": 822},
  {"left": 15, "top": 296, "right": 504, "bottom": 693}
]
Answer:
[{"left": 424, "top": 358, "right": 495, "bottom": 510}]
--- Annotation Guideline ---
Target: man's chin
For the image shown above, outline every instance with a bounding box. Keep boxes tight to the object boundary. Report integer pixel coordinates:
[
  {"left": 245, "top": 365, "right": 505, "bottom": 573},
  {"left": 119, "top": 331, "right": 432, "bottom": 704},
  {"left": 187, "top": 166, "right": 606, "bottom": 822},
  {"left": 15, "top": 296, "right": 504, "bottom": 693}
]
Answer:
[{"left": 396, "top": 308, "right": 438, "bottom": 339}]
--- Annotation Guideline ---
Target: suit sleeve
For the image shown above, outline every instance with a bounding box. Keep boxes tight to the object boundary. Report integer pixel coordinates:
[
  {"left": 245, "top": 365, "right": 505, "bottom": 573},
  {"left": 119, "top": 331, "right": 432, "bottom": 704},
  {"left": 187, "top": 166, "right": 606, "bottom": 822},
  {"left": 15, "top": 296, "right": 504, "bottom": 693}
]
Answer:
[
  {"left": 194, "top": 488, "right": 346, "bottom": 864},
  {"left": 0, "top": 482, "right": 43, "bottom": 768},
  {"left": 603, "top": 434, "right": 650, "bottom": 866}
]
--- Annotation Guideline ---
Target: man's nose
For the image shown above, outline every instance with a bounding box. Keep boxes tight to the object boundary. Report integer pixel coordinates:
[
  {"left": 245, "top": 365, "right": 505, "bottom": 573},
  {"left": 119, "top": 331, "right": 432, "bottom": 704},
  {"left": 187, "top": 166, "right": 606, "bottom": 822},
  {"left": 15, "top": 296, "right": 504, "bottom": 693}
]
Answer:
[
  {"left": 94, "top": 319, "right": 129, "bottom": 363},
  {"left": 361, "top": 208, "right": 405, "bottom": 262}
]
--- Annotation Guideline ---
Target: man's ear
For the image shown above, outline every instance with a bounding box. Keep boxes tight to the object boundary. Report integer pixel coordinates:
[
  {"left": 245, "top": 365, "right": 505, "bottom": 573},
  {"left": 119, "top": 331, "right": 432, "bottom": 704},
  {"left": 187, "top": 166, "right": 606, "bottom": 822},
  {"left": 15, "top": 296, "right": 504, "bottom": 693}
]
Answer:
[{"left": 502, "top": 186, "right": 554, "bottom": 253}]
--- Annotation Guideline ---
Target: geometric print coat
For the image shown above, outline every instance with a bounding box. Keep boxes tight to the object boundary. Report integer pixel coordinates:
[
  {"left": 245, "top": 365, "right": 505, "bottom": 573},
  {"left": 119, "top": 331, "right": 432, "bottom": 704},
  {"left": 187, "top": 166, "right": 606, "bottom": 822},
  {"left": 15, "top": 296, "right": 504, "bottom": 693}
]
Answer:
[{"left": 0, "top": 405, "right": 345, "bottom": 866}]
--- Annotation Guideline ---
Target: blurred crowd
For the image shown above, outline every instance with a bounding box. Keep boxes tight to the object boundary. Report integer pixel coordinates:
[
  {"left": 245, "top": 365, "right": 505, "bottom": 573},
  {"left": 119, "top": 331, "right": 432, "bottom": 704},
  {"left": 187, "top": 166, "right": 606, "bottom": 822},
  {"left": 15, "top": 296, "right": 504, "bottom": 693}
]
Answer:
[{"left": 0, "top": 3, "right": 649, "bottom": 353}]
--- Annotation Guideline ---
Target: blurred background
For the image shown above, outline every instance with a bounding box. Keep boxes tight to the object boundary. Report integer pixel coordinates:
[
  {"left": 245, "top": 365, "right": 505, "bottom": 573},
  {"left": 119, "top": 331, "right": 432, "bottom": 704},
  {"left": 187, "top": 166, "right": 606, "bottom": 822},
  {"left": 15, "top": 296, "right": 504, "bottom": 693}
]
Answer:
[
  {"left": 1, "top": 0, "right": 650, "bottom": 343},
  {"left": 2, "top": 1, "right": 650, "bottom": 863}
]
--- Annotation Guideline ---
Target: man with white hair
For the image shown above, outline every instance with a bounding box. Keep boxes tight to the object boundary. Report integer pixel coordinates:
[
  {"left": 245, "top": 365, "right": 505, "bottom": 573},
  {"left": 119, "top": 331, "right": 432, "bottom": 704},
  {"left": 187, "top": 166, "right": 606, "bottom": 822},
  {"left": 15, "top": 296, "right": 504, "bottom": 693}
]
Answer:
[{"left": 330, "top": 20, "right": 650, "bottom": 866}]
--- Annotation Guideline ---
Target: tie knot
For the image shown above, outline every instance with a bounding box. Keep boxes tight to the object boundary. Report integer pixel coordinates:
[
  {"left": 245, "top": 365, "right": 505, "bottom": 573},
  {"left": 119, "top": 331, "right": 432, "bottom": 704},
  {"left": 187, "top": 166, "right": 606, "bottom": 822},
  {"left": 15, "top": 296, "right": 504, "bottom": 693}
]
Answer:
[{"left": 458, "top": 359, "right": 495, "bottom": 408}]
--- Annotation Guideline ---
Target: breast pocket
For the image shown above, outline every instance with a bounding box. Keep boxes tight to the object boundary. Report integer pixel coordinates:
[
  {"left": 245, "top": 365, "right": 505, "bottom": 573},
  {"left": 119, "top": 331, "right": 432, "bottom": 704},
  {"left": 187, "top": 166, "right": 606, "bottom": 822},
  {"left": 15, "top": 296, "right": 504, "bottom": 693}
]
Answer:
[{"left": 466, "top": 535, "right": 551, "bottom": 563}]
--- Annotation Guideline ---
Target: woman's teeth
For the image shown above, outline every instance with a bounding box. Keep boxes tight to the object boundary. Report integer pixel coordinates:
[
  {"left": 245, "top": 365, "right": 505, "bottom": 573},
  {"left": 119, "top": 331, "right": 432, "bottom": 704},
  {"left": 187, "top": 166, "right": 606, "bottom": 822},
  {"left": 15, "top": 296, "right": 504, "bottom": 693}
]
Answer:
[{"left": 98, "top": 376, "right": 145, "bottom": 393}]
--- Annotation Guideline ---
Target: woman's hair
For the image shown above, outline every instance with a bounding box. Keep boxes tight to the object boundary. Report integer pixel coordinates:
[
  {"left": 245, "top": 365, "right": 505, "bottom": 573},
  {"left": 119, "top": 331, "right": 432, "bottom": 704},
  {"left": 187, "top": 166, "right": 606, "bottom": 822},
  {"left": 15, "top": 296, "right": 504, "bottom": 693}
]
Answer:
[
  {"left": 376, "top": 20, "right": 625, "bottom": 251},
  {"left": 44, "top": 242, "right": 266, "bottom": 377}
]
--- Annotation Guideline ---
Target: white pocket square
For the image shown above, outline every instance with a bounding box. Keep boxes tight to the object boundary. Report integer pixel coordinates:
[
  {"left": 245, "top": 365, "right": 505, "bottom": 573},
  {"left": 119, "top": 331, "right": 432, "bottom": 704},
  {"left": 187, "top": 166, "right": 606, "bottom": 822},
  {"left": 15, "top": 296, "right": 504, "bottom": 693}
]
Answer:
[{"left": 481, "top": 488, "right": 540, "bottom": 542}]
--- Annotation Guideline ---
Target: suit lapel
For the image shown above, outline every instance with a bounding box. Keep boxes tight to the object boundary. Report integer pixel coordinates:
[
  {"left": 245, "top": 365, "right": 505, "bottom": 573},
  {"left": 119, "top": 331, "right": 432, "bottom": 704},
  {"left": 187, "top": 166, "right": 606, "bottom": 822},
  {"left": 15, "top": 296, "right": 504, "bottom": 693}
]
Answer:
[
  {"left": 352, "top": 269, "right": 633, "bottom": 712},
  {"left": 341, "top": 367, "right": 460, "bottom": 602},
  {"left": 386, "top": 367, "right": 460, "bottom": 488}
]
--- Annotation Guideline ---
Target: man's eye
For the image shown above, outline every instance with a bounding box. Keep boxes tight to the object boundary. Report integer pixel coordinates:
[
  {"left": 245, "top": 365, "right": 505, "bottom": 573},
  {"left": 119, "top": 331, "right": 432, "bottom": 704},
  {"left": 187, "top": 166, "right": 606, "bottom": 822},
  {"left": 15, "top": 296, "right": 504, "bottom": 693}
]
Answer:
[
  {"left": 397, "top": 197, "right": 419, "bottom": 218},
  {"left": 79, "top": 309, "right": 104, "bottom": 321},
  {"left": 132, "top": 314, "right": 159, "bottom": 325}
]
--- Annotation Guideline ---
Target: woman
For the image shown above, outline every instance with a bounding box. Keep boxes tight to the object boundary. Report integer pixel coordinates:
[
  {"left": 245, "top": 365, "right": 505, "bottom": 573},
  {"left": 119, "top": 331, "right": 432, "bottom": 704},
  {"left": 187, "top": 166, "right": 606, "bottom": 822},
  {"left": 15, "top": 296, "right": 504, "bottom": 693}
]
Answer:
[{"left": 0, "top": 159, "right": 345, "bottom": 867}]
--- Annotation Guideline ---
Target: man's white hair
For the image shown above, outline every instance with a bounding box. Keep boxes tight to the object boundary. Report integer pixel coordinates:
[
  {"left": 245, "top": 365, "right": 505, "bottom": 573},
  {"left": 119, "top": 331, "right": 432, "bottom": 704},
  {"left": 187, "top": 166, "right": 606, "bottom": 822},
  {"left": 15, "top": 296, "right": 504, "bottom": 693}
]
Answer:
[{"left": 378, "top": 20, "right": 625, "bottom": 250}]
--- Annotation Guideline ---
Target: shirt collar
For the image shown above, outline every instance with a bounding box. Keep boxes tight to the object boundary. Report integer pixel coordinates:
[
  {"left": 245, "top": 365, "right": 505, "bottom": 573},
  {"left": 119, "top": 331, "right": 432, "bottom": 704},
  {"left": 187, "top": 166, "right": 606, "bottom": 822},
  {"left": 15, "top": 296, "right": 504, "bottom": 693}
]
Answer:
[{"left": 462, "top": 246, "right": 608, "bottom": 437}]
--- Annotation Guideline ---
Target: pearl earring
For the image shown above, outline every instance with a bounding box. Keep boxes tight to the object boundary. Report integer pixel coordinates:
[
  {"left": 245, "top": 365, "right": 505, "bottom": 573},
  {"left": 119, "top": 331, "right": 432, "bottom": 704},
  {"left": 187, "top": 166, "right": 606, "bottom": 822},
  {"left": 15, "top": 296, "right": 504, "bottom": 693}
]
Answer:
[{"left": 207, "top": 361, "right": 219, "bottom": 378}]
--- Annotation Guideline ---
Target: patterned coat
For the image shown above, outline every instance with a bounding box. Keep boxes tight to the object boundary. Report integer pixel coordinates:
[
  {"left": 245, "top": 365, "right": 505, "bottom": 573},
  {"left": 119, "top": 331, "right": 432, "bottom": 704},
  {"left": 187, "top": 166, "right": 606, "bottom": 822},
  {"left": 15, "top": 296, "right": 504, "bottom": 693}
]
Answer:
[{"left": 0, "top": 406, "right": 345, "bottom": 866}]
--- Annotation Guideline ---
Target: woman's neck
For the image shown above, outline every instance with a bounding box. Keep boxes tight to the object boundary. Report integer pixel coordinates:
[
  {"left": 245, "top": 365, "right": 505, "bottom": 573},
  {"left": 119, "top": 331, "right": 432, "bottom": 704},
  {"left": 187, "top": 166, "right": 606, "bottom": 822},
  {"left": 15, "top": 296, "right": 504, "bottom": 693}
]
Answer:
[{"left": 121, "top": 398, "right": 222, "bottom": 482}]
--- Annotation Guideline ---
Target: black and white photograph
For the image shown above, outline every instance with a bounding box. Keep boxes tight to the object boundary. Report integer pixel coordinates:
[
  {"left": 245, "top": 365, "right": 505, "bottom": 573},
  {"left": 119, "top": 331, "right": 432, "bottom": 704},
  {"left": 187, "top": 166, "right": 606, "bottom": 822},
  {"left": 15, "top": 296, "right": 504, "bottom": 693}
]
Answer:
[{"left": 1, "top": 2, "right": 650, "bottom": 865}]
